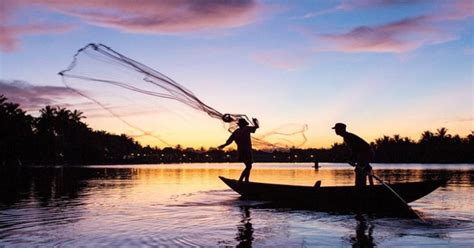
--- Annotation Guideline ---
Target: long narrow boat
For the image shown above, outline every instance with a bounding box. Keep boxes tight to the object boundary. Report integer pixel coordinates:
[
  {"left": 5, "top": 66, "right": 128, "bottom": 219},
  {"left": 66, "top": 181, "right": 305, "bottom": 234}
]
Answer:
[{"left": 219, "top": 176, "right": 448, "bottom": 213}]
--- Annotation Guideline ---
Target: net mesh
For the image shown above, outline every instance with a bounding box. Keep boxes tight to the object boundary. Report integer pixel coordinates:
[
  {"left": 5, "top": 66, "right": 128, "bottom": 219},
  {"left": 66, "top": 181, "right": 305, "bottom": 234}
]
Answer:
[{"left": 59, "top": 43, "right": 307, "bottom": 149}]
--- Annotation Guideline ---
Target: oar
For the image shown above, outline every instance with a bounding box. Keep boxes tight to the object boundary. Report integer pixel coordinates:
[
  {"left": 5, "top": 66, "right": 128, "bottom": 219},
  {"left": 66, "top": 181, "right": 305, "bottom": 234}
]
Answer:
[
  {"left": 348, "top": 162, "right": 426, "bottom": 222},
  {"left": 371, "top": 174, "right": 426, "bottom": 222}
]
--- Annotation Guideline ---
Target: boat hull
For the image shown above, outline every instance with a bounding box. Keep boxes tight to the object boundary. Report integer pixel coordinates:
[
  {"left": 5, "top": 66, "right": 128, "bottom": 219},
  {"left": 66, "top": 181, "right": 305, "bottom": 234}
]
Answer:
[{"left": 219, "top": 176, "right": 447, "bottom": 213}]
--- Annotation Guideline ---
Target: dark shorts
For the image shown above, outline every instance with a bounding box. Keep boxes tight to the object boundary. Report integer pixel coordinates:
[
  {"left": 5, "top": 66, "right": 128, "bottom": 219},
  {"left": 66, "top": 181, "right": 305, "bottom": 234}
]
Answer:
[
  {"left": 355, "top": 150, "right": 374, "bottom": 164},
  {"left": 354, "top": 150, "right": 374, "bottom": 174},
  {"left": 355, "top": 164, "right": 373, "bottom": 173},
  {"left": 238, "top": 149, "right": 253, "bottom": 163}
]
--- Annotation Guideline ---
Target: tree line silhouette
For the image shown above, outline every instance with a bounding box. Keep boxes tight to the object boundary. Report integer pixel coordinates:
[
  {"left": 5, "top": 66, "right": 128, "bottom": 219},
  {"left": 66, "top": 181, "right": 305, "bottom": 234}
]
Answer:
[{"left": 1, "top": 95, "right": 472, "bottom": 166}]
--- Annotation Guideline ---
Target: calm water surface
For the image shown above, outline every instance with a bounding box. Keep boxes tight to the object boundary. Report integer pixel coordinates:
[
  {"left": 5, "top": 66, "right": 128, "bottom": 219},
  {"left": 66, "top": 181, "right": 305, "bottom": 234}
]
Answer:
[{"left": 1, "top": 163, "right": 473, "bottom": 247}]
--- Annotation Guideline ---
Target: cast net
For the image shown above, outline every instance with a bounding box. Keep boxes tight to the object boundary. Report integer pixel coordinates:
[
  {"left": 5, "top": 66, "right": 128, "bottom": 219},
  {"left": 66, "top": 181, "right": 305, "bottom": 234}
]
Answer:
[{"left": 59, "top": 43, "right": 307, "bottom": 149}]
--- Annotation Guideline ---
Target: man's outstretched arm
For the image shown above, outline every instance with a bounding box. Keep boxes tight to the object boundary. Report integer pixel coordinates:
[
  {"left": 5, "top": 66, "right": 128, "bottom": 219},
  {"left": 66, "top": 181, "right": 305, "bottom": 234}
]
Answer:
[{"left": 218, "top": 135, "right": 234, "bottom": 149}]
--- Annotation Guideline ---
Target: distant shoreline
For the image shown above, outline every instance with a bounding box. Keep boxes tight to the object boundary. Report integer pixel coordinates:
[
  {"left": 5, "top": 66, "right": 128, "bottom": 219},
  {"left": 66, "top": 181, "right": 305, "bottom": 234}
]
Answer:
[
  {"left": 2, "top": 96, "right": 473, "bottom": 166},
  {"left": 4, "top": 161, "right": 474, "bottom": 168}
]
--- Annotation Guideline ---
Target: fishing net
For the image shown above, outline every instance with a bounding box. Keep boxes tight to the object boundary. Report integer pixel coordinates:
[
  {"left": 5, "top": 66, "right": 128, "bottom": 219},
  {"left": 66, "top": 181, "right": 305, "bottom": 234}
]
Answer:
[{"left": 59, "top": 43, "right": 307, "bottom": 149}]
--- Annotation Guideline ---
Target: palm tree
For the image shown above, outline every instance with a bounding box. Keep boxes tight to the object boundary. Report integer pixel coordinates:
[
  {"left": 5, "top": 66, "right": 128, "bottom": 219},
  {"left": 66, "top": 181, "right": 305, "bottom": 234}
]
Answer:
[
  {"left": 37, "top": 106, "right": 57, "bottom": 134},
  {"left": 0, "top": 97, "right": 34, "bottom": 166},
  {"left": 420, "top": 131, "right": 434, "bottom": 143},
  {"left": 71, "top": 110, "right": 85, "bottom": 122},
  {"left": 436, "top": 127, "right": 449, "bottom": 139}
]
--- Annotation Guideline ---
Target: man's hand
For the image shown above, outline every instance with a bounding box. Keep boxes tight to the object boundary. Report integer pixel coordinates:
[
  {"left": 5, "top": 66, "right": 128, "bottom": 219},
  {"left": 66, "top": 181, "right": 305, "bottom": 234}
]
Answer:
[
  {"left": 252, "top": 118, "right": 259, "bottom": 128},
  {"left": 218, "top": 145, "right": 225, "bottom": 150}
]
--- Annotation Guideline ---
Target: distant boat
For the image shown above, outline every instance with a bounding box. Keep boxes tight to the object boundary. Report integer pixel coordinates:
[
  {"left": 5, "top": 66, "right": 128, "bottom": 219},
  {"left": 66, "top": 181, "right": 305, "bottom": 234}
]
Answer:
[{"left": 219, "top": 176, "right": 448, "bottom": 214}]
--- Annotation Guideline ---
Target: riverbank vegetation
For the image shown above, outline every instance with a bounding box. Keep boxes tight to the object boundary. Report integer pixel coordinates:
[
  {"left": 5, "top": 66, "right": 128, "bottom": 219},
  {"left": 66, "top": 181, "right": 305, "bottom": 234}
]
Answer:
[{"left": 1, "top": 96, "right": 472, "bottom": 166}]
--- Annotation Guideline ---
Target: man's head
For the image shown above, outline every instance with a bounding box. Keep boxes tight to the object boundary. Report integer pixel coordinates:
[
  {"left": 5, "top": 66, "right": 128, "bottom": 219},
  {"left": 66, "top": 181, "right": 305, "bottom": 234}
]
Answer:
[
  {"left": 332, "top": 123, "right": 347, "bottom": 136},
  {"left": 237, "top": 118, "right": 249, "bottom": 128}
]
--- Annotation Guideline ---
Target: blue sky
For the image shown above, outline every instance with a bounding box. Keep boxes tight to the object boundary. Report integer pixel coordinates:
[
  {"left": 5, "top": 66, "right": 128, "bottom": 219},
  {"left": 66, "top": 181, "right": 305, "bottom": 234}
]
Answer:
[{"left": 1, "top": 0, "right": 472, "bottom": 148}]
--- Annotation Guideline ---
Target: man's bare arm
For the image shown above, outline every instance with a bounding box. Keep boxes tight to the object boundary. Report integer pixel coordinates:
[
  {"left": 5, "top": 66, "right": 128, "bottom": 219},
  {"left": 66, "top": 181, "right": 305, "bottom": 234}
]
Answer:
[{"left": 218, "top": 135, "right": 234, "bottom": 149}]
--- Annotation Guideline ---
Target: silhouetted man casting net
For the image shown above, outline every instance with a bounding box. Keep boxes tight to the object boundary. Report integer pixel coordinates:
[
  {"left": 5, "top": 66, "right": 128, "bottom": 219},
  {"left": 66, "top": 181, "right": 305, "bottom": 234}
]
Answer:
[
  {"left": 219, "top": 118, "right": 259, "bottom": 183},
  {"left": 333, "top": 123, "right": 374, "bottom": 187}
]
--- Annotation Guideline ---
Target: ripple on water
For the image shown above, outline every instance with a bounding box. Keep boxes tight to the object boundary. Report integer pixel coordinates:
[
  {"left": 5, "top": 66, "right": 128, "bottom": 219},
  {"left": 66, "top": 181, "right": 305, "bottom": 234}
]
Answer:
[{"left": 0, "top": 210, "right": 86, "bottom": 246}]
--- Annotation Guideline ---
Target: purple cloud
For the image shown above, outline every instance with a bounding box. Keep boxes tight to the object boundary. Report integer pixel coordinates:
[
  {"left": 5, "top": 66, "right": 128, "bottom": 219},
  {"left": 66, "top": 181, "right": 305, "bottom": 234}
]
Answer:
[
  {"left": 59, "top": 0, "right": 260, "bottom": 33},
  {"left": 0, "top": 80, "right": 78, "bottom": 110},
  {"left": 1, "top": 0, "right": 261, "bottom": 51},
  {"left": 319, "top": 16, "right": 456, "bottom": 53},
  {"left": 315, "top": 1, "right": 472, "bottom": 53},
  {"left": 336, "top": 0, "right": 431, "bottom": 10},
  {"left": 431, "top": 1, "right": 474, "bottom": 21},
  {"left": 0, "top": 23, "right": 76, "bottom": 52},
  {"left": 301, "top": 0, "right": 430, "bottom": 19}
]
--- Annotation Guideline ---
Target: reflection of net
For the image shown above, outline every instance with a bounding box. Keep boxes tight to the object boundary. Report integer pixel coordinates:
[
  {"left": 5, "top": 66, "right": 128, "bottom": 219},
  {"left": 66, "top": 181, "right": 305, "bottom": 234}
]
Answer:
[{"left": 59, "top": 43, "right": 307, "bottom": 149}]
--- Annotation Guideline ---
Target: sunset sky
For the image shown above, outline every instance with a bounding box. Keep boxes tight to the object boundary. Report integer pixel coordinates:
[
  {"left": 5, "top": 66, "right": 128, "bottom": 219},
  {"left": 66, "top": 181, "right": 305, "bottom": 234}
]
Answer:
[{"left": 1, "top": 0, "right": 473, "bottom": 149}]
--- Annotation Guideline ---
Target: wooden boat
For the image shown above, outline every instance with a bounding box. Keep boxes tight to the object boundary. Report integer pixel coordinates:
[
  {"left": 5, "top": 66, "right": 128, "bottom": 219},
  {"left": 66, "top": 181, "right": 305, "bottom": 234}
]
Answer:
[{"left": 219, "top": 176, "right": 448, "bottom": 213}]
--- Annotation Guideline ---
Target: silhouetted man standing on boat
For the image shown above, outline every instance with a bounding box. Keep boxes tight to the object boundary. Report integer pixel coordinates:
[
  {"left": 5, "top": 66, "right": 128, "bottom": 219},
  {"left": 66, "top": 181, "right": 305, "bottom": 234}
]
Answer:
[
  {"left": 333, "top": 123, "right": 374, "bottom": 187},
  {"left": 219, "top": 118, "right": 259, "bottom": 183}
]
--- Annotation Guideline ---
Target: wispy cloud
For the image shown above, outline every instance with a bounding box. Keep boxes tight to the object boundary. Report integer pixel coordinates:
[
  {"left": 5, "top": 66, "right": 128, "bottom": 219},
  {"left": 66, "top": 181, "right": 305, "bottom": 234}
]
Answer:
[
  {"left": 1, "top": 0, "right": 261, "bottom": 51},
  {"left": 431, "top": 0, "right": 474, "bottom": 21},
  {"left": 0, "top": 80, "right": 77, "bottom": 109},
  {"left": 301, "top": 0, "right": 430, "bottom": 19},
  {"left": 313, "top": 1, "right": 472, "bottom": 53},
  {"left": 336, "top": 0, "right": 430, "bottom": 11},
  {"left": 0, "top": 23, "right": 76, "bottom": 52},
  {"left": 252, "top": 50, "right": 309, "bottom": 70},
  {"left": 56, "top": 0, "right": 260, "bottom": 33},
  {"left": 443, "top": 117, "right": 473, "bottom": 124},
  {"left": 1, "top": 0, "right": 77, "bottom": 51},
  {"left": 318, "top": 16, "right": 456, "bottom": 53}
]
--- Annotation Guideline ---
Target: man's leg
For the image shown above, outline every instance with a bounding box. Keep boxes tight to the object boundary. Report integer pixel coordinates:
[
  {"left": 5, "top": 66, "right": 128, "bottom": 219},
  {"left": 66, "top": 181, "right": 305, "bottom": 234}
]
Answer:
[
  {"left": 361, "top": 151, "right": 374, "bottom": 186},
  {"left": 238, "top": 162, "right": 252, "bottom": 183},
  {"left": 243, "top": 162, "right": 252, "bottom": 182},
  {"left": 355, "top": 166, "right": 367, "bottom": 187},
  {"left": 238, "top": 162, "right": 246, "bottom": 182},
  {"left": 366, "top": 165, "right": 374, "bottom": 186}
]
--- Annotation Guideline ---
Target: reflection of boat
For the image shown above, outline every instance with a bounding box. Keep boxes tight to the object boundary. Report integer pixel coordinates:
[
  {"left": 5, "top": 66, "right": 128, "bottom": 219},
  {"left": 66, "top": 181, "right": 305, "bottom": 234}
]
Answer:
[{"left": 219, "top": 176, "right": 448, "bottom": 213}]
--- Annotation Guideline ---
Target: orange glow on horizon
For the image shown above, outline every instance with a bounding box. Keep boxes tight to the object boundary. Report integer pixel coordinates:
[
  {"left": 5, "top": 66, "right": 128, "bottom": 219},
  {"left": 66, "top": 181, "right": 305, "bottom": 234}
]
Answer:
[{"left": 84, "top": 113, "right": 473, "bottom": 149}]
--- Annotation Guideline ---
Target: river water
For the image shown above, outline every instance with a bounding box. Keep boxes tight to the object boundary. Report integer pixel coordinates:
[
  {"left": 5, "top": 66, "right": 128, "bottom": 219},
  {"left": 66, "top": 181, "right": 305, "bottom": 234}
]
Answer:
[{"left": 1, "top": 163, "right": 473, "bottom": 247}]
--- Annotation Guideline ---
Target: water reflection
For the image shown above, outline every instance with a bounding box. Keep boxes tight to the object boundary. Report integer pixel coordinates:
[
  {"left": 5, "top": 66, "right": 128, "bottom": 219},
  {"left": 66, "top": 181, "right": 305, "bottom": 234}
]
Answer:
[
  {"left": 1, "top": 165, "right": 472, "bottom": 210},
  {"left": 236, "top": 206, "right": 254, "bottom": 248},
  {"left": 0, "top": 167, "right": 136, "bottom": 208},
  {"left": 351, "top": 214, "right": 375, "bottom": 248},
  {"left": 0, "top": 164, "right": 472, "bottom": 247}
]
